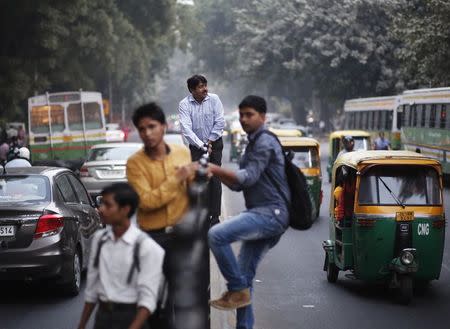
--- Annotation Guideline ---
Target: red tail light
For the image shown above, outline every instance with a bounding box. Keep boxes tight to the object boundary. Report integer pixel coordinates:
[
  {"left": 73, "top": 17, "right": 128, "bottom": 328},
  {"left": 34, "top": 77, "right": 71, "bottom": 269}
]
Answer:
[
  {"left": 34, "top": 214, "right": 64, "bottom": 239},
  {"left": 79, "top": 166, "right": 90, "bottom": 177}
]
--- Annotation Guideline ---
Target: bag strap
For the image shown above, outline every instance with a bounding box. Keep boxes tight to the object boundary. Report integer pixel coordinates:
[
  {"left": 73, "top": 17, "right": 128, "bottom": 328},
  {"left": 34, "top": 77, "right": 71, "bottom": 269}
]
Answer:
[
  {"left": 126, "top": 233, "right": 145, "bottom": 284},
  {"left": 249, "top": 129, "right": 291, "bottom": 209},
  {"left": 93, "top": 230, "right": 109, "bottom": 268}
]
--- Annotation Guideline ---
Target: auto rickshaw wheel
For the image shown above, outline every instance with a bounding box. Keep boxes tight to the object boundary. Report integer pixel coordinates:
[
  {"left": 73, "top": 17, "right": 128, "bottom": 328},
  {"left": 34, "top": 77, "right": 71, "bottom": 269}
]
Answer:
[
  {"left": 397, "top": 275, "right": 413, "bottom": 305},
  {"left": 326, "top": 254, "right": 339, "bottom": 283}
]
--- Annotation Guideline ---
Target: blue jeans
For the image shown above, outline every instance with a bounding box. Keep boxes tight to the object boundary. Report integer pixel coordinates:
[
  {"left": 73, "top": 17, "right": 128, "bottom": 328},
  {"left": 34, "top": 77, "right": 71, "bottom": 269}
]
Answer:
[{"left": 208, "top": 211, "right": 286, "bottom": 329}]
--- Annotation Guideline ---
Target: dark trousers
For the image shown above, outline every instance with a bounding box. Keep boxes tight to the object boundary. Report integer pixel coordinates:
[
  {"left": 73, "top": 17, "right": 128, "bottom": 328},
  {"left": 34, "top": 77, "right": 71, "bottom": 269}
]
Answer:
[
  {"left": 145, "top": 230, "right": 176, "bottom": 329},
  {"left": 94, "top": 306, "right": 149, "bottom": 329},
  {"left": 189, "top": 137, "right": 223, "bottom": 222}
]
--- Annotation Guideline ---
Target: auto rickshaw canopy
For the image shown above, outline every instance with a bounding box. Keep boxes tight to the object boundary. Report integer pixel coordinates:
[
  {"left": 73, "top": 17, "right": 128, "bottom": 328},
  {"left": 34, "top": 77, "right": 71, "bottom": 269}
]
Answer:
[
  {"left": 277, "top": 136, "right": 320, "bottom": 148},
  {"left": 269, "top": 127, "right": 302, "bottom": 137},
  {"left": 329, "top": 130, "right": 370, "bottom": 140},
  {"left": 332, "top": 150, "right": 441, "bottom": 172}
]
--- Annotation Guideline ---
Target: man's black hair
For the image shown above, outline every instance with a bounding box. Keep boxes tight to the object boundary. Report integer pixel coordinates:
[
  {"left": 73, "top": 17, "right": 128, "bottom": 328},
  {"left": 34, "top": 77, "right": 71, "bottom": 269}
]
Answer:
[
  {"left": 101, "top": 183, "right": 139, "bottom": 218},
  {"left": 132, "top": 102, "right": 166, "bottom": 128},
  {"left": 238, "top": 95, "right": 267, "bottom": 114},
  {"left": 187, "top": 75, "right": 207, "bottom": 92}
]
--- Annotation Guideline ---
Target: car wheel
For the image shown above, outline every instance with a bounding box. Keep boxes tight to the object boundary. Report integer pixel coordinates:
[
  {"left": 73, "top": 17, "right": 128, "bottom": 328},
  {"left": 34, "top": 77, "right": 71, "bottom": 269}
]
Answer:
[{"left": 63, "top": 250, "right": 82, "bottom": 296}]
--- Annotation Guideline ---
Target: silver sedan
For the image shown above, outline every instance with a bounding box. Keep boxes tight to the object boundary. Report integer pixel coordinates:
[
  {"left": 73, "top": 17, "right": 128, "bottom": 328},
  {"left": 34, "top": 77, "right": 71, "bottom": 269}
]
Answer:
[{"left": 80, "top": 143, "right": 142, "bottom": 197}]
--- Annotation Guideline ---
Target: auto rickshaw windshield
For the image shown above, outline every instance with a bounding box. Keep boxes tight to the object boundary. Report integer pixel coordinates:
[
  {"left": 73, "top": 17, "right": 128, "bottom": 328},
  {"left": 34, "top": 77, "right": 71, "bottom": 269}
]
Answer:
[
  {"left": 353, "top": 137, "right": 369, "bottom": 151},
  {"left": 358, "top": 166, "right": 441, "bottom": 206},
  {"left": 289, "top": 146, "right": 319, "bottom": 168}
]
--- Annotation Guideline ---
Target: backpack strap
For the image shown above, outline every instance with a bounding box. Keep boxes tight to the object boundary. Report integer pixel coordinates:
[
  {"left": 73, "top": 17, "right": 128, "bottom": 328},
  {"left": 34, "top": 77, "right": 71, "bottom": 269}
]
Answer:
[
  {"left": 249, "top": 129, "right": 291, "bottom": 207},
  {"left": 126, "top": 233, "right": 146, "bottom": 284},
  {"left": 93, "top": 230, "right": 109, "bottom": 268}
]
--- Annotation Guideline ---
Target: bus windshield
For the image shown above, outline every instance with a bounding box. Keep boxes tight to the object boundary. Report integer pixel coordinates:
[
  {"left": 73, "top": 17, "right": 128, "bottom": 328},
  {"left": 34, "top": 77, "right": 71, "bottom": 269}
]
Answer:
[{"left": 359, "top": 166, "right": 441, "bottom": 206}]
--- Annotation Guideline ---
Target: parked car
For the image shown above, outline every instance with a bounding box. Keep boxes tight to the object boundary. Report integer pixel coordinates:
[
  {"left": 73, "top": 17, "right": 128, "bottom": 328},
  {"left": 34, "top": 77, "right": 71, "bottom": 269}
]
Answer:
[
  {"left": 80, "top": 143, "right": 142, "bottom": 197},
  {"left": 0, "top": 167, "right": 101, "bottom": 296},
  {"left": 105, "top": 123, "right": 125, "bottom": 142},
  {"left": 164, "top": 133, "right": 186, "bottom": 145}
]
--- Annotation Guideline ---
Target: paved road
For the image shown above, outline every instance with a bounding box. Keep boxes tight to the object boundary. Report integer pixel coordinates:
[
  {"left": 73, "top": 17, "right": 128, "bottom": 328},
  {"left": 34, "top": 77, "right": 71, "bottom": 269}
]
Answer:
[{"left": 0, "top": 134, "right": 449, "bottom": 329}]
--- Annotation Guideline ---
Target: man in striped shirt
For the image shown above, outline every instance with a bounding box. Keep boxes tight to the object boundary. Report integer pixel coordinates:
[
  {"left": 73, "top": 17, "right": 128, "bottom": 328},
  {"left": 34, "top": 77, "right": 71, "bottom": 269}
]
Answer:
[{"left": 178, "top": 74, "right": 225, "bottom": 226}]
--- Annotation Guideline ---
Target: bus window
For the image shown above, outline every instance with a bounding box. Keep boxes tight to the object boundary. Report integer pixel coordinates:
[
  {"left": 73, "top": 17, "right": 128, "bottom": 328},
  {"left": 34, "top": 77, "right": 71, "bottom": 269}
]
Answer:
[
  {"left": 374, "top": 111, "right": 379, "bottom": 130},
  {"left": 386, "top": 111, "right": 392, "bottom": 130},
  {"left": 439, "top": 104, "right": 447, "bottom": 129},
  {"left": 30, "top": 105, "right": 64, "bottom": 134},
  {"left": 380, "top": 110, "right": 386, "bottom": 130},
  {"left": 396, "top": 107, "right": 403, "bottom": 130},
  {"left": 420, "top": 104, "right": 426, "bottom": 127},
  {"left": 429, "top": 104, "right": 436, "bottom": 128},
  {"left": 51, "top": 105, "right": 65, "bottom": 132},
  {"left": 444, "top": 104, "right": 450, "bottom": 129},
  {"left": 67, "top": 103, "right": 83, "bottom": 131},
  {"left": 84, "top": 102, "right": 103, "bottom": 130},
  {"left": 412, "top": 105, "right": 417, "bottom": 127},
  {"left": 404, "top": 105, "right": 410, "bottom": 127},
  {"left": 370, "top": 111, "right": 375, "bottom": 130},
  {"left": 357, "top": 112, "right": 362, "bottom": 129}
]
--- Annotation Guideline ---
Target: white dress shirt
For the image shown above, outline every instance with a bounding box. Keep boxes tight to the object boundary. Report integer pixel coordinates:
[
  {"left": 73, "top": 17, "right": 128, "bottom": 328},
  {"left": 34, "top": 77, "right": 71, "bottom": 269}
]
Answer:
[
  {"left": 178, "top": 93, "right": 225, "bottom": 149},
  {"left": 85, "top": 224, "right": 165, "bottom": 313}
]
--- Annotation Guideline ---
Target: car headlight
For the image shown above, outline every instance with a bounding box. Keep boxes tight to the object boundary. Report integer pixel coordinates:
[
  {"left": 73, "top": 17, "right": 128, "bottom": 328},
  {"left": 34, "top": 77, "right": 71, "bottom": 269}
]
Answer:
[{"left": 400, "top": 250, "right": 414, "bottom": 265}]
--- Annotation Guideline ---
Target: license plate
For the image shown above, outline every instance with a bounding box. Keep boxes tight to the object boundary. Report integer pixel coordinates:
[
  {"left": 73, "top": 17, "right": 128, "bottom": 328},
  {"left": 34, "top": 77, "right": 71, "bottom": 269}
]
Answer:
[
  {"left": 396, "top": 211, "right": 414, "bottom": 222},
  {"left": 0, "top": 225, "right": 15, "bottom": 237},
  {"left": 99, "top": 170, "right": 124, "bottom": 178}
]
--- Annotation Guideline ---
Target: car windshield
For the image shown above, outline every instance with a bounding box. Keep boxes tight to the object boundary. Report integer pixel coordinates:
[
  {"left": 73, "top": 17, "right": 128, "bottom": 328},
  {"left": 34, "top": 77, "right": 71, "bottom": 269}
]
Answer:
[
  {"left": 0, "top": 176, "right": 50, "bottom": 203},
  {"left": 286, "top": 146, "right": 319, "bottom": 168},
  {"left": 88, "top": 146, "right": 141, "bottom": 161},
  {"left": 359, "top": 166, "right": 441, "bottom": 206}
]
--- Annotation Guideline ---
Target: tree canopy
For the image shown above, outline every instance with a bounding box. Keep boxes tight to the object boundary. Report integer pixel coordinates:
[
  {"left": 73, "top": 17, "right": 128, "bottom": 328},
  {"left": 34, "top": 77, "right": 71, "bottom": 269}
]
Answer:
[
  {"left": 188, "top": 0, "right": 449, "bottom": 123},
  {"left": 0, "top": 0, "right": 177, "bottom": 120}
]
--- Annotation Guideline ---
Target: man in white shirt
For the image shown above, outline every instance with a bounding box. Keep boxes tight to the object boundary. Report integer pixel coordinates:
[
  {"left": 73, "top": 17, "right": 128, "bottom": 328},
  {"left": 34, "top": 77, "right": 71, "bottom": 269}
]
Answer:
[
  {"left": 179, "top": 75, "right": 225, "bottom": 226},
  {"left": 77, "top": 183, "right": 164, "bottom": 329}
]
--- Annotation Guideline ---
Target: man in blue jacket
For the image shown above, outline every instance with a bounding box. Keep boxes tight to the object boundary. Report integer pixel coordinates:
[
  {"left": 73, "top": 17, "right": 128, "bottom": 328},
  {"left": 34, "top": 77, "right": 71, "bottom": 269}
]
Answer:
[{"left": 207, "top": 95, "right": 290, "bottom": 329}]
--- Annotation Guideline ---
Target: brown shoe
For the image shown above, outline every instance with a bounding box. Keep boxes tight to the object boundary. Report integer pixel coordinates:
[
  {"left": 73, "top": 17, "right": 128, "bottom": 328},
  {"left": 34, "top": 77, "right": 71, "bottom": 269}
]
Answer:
[{"left": 209, "top": 288, "right": 251, "bottom": 310}]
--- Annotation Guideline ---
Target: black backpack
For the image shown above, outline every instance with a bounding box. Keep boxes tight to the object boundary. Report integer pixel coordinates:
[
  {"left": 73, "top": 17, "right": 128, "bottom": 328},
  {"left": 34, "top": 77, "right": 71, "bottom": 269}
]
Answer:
[{"left": 251, "top": 130, "right": 313, "bottom": 230}]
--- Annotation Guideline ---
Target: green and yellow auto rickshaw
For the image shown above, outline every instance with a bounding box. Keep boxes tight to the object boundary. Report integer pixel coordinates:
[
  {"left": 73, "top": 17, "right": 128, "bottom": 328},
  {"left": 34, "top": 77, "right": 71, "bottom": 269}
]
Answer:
[
  {"left": 278, "top": 136, "right": 322, "bottom": 219},
  {"left": 326, "top": 130, "right": 371, "bottom": 182},
  {"left": 323, "top": 151, "right": 445, "bottom": 304},
  {"left": 229, "top": 128, "right": 247, "bottom": 162}
]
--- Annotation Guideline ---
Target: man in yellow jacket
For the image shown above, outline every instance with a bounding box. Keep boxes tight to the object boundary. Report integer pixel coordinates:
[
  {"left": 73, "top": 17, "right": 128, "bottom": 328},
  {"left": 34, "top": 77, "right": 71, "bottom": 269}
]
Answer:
[{"left": 126, "top": 102, "right": 196, "bottom": 328}]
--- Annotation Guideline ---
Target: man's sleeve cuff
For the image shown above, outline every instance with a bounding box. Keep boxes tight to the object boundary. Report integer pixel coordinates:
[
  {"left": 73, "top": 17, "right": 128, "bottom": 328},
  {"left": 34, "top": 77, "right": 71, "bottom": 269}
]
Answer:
[
  {"left": 236, "top": 169, "right": 247, "bottom": 185},
  {"left": 84, "top": 294, "right": 98, "bottom": 304},
  {"left": 137, "top": 300, "right": 156, "bottom": 313}
]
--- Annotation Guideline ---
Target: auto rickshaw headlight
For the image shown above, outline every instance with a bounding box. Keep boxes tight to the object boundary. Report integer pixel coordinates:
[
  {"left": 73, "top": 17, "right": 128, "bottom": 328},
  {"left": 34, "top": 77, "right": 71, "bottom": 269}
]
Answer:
[{"left": 400, "top": 250, "right": 414, "bottom": 265}]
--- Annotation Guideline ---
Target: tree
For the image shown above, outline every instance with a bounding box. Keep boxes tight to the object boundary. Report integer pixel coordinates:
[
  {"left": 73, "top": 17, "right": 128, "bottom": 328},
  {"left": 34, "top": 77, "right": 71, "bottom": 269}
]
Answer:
[{"left": 390, "top": 0, "right": 450, "bottom": 87}]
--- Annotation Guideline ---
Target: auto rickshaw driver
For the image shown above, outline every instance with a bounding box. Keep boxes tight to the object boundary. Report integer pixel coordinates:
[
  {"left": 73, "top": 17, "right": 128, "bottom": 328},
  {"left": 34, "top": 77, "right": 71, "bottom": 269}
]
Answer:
[
  {"left": 333, "top": 166, "right": 356, "bottom": 227},
  {"left": 338, "top": 136, "right": 355, "bottom": 157}
]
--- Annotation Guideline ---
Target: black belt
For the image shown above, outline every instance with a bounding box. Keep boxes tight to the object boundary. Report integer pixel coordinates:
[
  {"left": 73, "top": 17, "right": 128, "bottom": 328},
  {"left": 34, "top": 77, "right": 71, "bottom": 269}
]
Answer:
[
  {"left": 146, "top": 226, "right": 174, "bottom": 234},
  {"left": 99, "top": 301, "right": 137, "bottom": 312}
]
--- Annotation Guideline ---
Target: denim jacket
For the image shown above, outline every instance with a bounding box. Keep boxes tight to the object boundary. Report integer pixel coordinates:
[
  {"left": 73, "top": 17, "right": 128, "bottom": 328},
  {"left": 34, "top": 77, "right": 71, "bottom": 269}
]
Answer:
[{"left": 232, "top": 126, "right": 290, "bottom": 225}]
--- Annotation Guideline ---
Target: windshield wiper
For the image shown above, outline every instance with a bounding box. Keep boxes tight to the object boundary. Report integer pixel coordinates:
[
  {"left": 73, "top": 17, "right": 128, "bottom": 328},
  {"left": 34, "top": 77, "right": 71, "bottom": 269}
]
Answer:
[{"left": 378, "top": 177, "right": 405, "bottom": 208}]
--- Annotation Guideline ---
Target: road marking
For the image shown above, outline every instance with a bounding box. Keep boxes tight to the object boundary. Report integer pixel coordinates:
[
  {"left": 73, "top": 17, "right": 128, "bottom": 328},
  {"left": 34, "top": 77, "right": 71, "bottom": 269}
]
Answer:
[
  {"left": 255, "top": 279, "right": 262, "bottom": 283},
  {"left": 302, "top": 305, "right": 315, "bottom": 308}
]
